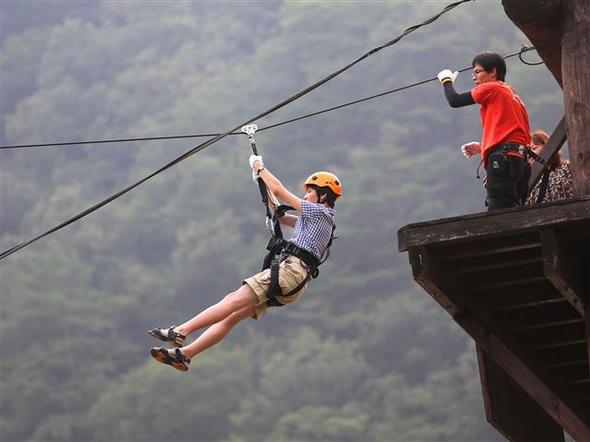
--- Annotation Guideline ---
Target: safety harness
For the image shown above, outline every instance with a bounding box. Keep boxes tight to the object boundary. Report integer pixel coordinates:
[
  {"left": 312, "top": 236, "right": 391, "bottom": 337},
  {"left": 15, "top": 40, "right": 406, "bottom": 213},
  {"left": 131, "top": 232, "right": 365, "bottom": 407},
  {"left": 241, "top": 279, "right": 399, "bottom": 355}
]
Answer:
[
  {"left": 263, "top": 205, "right": 335, "bottom": 307},
  {"left": 477, "top": 143, "right": 546, "bottom": 173},
  {"left": 475, "top": 142, "right": 549, "bottom": 205},
  {"left": 241, "top": 124, "right": 335, "bottom": 307}
]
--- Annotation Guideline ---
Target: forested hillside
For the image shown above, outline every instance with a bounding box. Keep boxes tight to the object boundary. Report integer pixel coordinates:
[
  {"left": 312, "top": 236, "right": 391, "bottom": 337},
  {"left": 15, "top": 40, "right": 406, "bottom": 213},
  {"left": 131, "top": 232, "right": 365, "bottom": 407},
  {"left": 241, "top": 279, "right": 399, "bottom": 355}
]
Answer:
[{"left": 1, "top": 2, "right": 563, "bottom": 441}]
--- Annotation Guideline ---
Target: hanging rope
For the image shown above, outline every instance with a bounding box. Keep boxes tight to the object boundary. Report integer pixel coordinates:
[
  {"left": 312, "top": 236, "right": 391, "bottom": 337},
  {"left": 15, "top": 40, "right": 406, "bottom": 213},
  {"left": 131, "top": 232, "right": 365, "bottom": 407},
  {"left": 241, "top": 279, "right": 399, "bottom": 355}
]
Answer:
[
  {"left": 518, "top": 44, "right": 544, "bottom": 66},
  {"left": 0, "top": 0, "right": 474, "bottom": 260}
]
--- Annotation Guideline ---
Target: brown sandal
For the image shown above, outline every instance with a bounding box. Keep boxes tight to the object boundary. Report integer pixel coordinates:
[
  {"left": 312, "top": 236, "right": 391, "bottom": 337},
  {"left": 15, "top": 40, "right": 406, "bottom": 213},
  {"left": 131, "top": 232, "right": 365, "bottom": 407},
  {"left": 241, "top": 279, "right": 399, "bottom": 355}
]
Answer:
[{"left": 150, "top": 347, "right": 191, "bottom": 372}]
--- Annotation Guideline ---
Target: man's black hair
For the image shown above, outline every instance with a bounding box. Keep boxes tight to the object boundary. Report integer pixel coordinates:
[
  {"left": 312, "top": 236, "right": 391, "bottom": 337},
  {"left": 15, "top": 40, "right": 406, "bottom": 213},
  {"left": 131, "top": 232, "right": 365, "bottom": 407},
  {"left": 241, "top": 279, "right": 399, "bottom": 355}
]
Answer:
[{"left": 472, "top": 51, "right": 506, "bottom": 81}]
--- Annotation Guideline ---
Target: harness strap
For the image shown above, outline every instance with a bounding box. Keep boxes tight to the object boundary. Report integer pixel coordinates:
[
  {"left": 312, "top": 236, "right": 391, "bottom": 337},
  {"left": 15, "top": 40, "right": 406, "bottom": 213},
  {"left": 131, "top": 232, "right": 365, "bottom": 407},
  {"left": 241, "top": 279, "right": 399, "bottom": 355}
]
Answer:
[
  {"left": 478, "top": 142, "right": 545, "bottom": 179},
  {"left": 266, "top": 255, "right": 312, "bottom": 307},
  {"left": 260, "top": 203, "right": 335, "bottom": 308},
  {"left": 494, "top": 143, "right": 551, "bottom": 203},
  {"left": 282, "top": 242, "right": 320, "bottom": 271},
  {"left": 266, "top": 257, "right": 283, "bottom": 307},
  {"left": 526, "top": 148, "right": 546, "bottom": 166},
  {"left": 536, "top": 169, "right": 551, "bottom": 203}
]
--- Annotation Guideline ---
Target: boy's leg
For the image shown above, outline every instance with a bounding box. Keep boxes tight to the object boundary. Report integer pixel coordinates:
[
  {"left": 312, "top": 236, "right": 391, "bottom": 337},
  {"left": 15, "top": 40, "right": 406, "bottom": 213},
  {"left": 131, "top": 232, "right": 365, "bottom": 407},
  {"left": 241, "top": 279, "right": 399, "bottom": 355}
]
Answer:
[
  {"left": 175, "top": 283, "right": 258, "bottom": 337},
  {"left": 180, "top": 303, "right": 258, "bottom": 359}
]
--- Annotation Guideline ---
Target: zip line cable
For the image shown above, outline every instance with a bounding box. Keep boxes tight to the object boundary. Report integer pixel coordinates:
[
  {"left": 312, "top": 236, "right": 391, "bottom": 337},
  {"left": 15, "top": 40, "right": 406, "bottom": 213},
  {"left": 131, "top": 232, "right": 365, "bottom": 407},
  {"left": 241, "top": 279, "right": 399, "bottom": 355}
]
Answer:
[
  {"left": 0, "top": 0, "right": 473, "bottom": 260},
  {"left": 259, "top": 46, "right": 537, "bottom": 133},
  {"left": 1, "top": 46, "right": 537, "bottom": 151}
]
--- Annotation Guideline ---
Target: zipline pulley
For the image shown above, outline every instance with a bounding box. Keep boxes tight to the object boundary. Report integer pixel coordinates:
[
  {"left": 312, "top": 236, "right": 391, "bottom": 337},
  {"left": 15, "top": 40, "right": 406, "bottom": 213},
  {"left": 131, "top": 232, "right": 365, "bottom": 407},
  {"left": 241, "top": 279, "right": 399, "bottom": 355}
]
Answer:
[{"left": 241, "top": 123, "right": 259, "bottom": 153}]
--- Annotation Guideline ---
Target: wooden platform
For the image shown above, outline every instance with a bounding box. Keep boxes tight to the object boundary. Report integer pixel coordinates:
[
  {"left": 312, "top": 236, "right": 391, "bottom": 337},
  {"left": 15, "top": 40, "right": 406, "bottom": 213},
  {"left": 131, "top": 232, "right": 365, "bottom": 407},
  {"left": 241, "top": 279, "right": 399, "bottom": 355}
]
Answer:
[{"left": 398, "top": 196, "right": 590, "bottom": 441}]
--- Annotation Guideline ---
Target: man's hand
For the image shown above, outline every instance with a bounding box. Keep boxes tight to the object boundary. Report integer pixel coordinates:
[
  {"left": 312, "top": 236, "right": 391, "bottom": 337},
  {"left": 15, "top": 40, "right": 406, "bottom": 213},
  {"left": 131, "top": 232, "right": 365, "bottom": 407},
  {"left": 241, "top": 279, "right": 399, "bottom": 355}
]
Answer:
[
  {"left": 460, "top": 141, "right": 481, "bottom": 159},
  {"left": 249, "top": 154, "right": 263, "bottom": 170},
  {"left": 437, "top": 69, "right": 458, "bottom": 85}
]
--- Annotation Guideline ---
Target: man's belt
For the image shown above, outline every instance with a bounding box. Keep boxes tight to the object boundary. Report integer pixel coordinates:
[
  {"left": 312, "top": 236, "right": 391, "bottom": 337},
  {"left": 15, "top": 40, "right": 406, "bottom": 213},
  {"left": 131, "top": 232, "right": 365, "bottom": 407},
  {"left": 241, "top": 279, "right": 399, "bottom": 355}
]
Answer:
[{"left": 493, "top": 142, "right": 527, "bottom": 155}]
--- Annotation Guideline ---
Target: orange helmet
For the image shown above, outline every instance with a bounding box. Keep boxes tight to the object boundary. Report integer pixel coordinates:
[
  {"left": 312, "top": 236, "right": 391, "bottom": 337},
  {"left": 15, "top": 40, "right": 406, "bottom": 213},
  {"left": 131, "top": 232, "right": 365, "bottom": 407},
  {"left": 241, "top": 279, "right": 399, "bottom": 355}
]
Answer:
[{"left": 303, "top": 171, "right": 342, "bottom": 198}]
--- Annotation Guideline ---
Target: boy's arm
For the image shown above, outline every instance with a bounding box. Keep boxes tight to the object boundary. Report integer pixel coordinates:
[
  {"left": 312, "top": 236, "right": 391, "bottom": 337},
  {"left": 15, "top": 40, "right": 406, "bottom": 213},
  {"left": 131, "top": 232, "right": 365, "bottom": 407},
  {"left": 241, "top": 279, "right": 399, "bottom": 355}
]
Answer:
[
  {"left": 279, "top": 214, "right": 298, "bottom": 228},
  {"left": 250, "top": 156, "right": 302, "bottom": 212}
]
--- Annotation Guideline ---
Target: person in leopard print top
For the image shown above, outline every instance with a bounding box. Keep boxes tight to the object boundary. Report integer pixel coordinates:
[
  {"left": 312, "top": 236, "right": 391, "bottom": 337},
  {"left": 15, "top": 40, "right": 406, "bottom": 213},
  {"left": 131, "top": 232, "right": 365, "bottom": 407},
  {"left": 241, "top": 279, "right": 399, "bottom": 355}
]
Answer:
[{"left": 526, "top": 129, "right": 574, "bottom": 204}]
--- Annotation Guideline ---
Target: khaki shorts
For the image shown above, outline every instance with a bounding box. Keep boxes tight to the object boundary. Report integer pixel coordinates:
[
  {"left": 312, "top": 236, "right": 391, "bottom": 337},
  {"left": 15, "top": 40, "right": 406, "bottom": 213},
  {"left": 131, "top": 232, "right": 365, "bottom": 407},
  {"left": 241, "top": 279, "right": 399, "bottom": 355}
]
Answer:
[{"left": 243, "top": 256, "right": 310, "bottom": 319}]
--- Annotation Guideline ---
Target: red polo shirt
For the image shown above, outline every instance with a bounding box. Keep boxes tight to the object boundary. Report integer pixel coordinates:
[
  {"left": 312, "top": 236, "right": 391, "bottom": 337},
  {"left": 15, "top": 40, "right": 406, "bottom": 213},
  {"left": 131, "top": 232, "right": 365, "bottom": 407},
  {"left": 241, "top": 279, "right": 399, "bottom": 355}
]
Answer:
[{"left": 471, "top": 81, "right": 531, "bottom": 162}]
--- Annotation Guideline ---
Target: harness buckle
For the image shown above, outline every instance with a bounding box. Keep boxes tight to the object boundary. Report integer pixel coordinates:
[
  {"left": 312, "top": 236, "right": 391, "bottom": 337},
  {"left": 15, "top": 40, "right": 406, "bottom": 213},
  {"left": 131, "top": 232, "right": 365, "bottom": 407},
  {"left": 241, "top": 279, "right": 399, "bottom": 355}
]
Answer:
[{"left": 265, "top": 216, "right": 274, "bottom": 233}]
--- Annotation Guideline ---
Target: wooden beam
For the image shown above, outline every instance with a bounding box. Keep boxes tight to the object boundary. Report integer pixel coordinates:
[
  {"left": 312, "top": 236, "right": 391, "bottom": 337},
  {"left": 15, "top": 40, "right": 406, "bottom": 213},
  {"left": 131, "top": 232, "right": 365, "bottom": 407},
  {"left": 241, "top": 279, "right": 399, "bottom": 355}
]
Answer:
[
  {"left": 517, "top": 321, "right": 585, "bottom": 345},
  {"left": 397, "top": 197, "right": 590, "bottom": 252},
  {"left": 452, "top": 256, "right": 542, "bottom": 276},
  {"left": 408, "top": 246, "right": 590, "bottom": 439},
  {"left": 533, "top": 339, "right": 586, "bottom": 351},
  {"left": 550, "top": 360, "right": 587, "bottom": 369},
  {"left": 513, "top": 318, "right": 584, "bottom": 333},
  {"left": 459, "top": 260, "right": 544, "bottom": 291},
  {"left": 515, "top": 321, "right": 585, "bottom": 344},
  {"left": 491, "top": 298, "right": 566, "bottom": 314},
  {"left": 503, "top": 1, "right": 590, "bottom": 197},
  {"left": 444, "top": 235, "right": 540, "bottom": 261},
  {"left": 495, "top": 302, "right": 580, "bottom": 330},
  {"left": 501, "top": 0, "right": 562, "bottom": 85},
  {"left": 409, "top": 246, "right": 461, "bottom": 317},
  {"left": 460, "top": 316, "right": 590, "bottom": 441},
  {"left": 477, "top": 346, "right": 565, "bottom": 442},
  {"left": 585, "top": 259, "right": 590, "bottom": 376},
  {"left": 540, "top": 229, "right": 585, "bottom": 315},
  {"left": 528, "top": 116, "right": 567, "bottom": 191},
  {"left": 476, "top": 281, "right": 563, "bottom": 312},
  {"left": 561, "top": 1, "right": 590, "bottom": 197},
  {"left": 537, "top": 346, "right": 588, "bottom": 366},
  {"left": 561, "top": 223, "right": 590, "bottom": 241},
  {"left": 470, "top": 276, "right": 546, "bottom": 293}
]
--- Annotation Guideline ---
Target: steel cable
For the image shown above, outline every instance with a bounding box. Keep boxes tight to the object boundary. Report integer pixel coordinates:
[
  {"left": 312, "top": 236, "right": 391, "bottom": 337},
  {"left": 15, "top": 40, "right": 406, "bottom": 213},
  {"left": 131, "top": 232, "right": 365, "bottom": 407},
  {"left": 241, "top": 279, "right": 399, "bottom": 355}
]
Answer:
[{"left": 0, "top": 0, "right": 474, "bottom": 260}]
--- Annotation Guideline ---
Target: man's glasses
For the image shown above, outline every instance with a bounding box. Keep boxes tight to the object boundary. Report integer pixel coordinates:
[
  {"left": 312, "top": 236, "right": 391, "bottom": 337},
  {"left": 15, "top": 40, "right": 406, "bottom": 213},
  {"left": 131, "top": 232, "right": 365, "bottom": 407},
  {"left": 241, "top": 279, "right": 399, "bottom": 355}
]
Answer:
[{"left": 472, "top": 68, "right": 486, "bottom": 77}]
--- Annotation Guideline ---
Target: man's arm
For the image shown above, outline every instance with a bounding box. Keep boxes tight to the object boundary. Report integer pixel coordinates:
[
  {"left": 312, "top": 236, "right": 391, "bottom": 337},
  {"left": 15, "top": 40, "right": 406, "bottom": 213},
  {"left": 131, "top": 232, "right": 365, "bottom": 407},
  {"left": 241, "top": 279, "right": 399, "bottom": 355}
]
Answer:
[
  {"left": 443, "top": 82, "right": 476, "bottom": 108},
  {"left": 437, "top": 69, "right": 476, "bottom": 108}
]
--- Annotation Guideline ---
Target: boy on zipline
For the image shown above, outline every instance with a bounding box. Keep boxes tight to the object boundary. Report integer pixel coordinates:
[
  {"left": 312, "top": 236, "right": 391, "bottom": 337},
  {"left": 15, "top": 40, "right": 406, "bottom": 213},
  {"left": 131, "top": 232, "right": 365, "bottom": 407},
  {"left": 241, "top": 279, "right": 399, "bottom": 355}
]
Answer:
[
  {"left": 149, "top": 155, "right": 341, "bottom": 371},
  {"left": 437, "top": 51, "right": 531, "bottom": 210}
]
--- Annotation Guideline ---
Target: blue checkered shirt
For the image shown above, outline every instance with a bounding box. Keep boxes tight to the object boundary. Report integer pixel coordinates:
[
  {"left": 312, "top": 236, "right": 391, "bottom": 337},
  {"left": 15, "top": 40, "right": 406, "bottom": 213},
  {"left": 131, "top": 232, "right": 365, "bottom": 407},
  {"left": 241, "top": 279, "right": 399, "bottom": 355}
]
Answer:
[{"left": 288, "top": 200, "right": 336, "bottom": 260}]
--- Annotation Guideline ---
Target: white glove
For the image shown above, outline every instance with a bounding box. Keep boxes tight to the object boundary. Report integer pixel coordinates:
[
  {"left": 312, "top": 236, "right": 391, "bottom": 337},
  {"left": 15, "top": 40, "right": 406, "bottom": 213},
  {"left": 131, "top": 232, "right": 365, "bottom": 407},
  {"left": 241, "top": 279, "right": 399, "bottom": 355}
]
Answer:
[
  {"left": 249, "top": 154, "right": 263, "bottom": 170},
  {"left": 252, "top": 170, "right": 259, "bottom": 182},
  {"left": 460, "top": 141, "right": 481, "bottom": 159},
  {"left": 437, "top": 69, "right": 458, "bottom": 84}
]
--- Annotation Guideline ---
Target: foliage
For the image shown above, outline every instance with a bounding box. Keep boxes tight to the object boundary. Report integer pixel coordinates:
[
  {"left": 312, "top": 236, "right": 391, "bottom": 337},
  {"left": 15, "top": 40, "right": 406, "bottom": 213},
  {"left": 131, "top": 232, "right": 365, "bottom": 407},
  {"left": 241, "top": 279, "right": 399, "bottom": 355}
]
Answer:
[{"left": 1, "top": 1, "right": 562, "bottom": 441}]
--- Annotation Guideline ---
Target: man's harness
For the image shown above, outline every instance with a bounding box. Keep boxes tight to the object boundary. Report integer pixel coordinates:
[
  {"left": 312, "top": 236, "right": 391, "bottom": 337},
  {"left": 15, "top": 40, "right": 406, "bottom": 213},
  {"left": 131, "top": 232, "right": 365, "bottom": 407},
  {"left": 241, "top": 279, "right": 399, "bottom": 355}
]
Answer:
[{"left": 477, "top": 142, "right": 546, "bottom": 175}]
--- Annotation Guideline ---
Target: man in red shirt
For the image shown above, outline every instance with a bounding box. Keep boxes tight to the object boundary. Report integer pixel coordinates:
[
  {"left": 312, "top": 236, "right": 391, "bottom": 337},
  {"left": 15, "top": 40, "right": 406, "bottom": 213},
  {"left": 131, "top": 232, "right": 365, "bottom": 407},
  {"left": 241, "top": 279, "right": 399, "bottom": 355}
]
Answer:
[{"left": 437, "top": 51, "right": 532, "bottom": 210}]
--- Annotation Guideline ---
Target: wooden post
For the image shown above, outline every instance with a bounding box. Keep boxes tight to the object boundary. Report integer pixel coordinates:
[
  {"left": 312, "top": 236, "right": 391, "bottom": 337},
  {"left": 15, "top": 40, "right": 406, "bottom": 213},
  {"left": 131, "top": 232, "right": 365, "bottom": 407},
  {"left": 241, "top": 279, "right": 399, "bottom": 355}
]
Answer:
[
  {"left": 408, "top": 245, "right": 590, "bottom": 440},
  {"left": 501, "top": 0, "right": 562, "bottom": 86},
  {"left": 561, "top": 1, "right": 590, "bottom": 197},
  {"left": 503, "top": 0, "right": 590, "bottom": 197},
  {"left": 477, "top": 346, "right": 565, "bottom": 442},
  {"left": 528, "top": 116, "right": 566, "bottom": 191}
]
